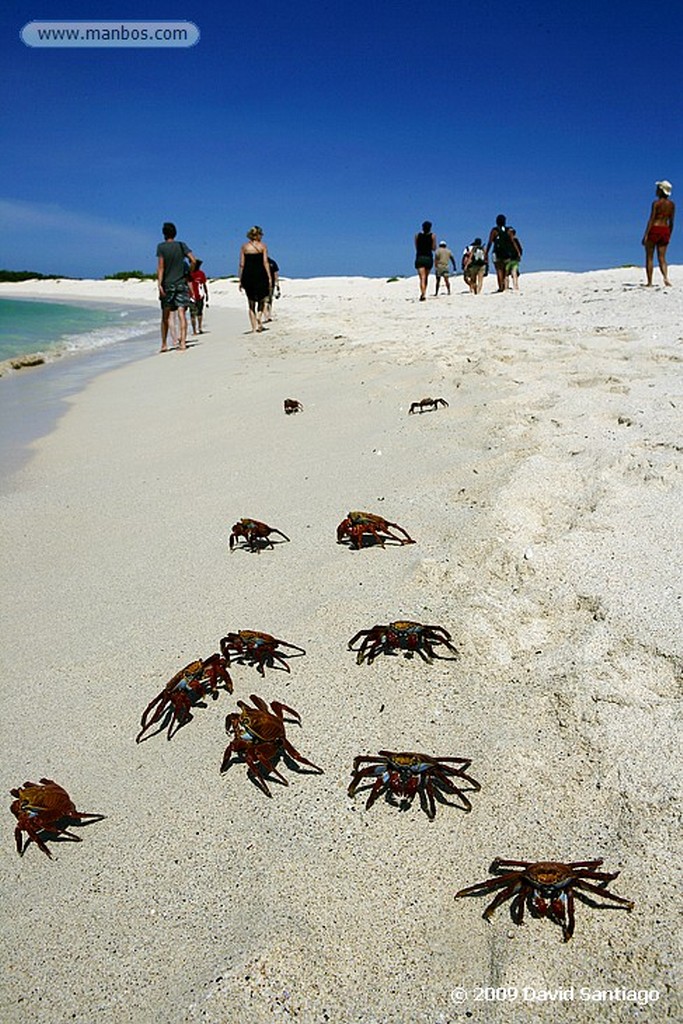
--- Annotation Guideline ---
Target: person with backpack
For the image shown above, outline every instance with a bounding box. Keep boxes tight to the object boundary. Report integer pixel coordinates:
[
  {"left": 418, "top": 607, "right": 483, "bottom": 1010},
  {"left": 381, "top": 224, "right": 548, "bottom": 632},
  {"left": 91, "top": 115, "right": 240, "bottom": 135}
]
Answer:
[
  {"left": 504, "top": 228, "right": 523, "bottom": 291},
  {"left": 461, "top": 237, "right": 488, "bottom": 294},
  {"left": 485, "top": 214, "right": 516, "bottom": 293}
]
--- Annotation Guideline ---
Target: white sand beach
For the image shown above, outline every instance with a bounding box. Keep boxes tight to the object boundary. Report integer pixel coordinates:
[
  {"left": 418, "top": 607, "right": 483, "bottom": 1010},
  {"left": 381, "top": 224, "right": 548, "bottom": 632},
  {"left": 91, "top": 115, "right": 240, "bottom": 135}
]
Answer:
[{"left": 1, "top": 269, "right": 681, "bottom": 1024}]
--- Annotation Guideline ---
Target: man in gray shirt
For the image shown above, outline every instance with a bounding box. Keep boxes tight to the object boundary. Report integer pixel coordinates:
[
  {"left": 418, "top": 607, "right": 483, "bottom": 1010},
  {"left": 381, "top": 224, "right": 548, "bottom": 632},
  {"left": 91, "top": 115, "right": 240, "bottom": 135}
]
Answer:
[
  {"left": 156, "top": 222, "right": 196, "bottom": 351},
  {"left": 434, "top": 240, "right": 457, "bottom": 296}
]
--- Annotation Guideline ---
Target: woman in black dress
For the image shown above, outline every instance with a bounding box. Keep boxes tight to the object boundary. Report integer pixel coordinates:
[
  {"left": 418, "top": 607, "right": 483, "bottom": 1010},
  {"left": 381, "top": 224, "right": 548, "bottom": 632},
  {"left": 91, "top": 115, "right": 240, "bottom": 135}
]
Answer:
[
  {"left": 238, "top": 226, "right": 272, "bottom": 332},
  {"left": 414, "top": 220, "right": 436, "bottom": 301}
]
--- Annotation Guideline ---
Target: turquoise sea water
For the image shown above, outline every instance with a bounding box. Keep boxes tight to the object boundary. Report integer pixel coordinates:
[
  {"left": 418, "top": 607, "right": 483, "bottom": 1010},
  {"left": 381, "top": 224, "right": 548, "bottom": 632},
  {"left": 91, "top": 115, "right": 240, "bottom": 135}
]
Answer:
[
  {"left": 0, "top": 297, "right": 158, "bottom": 366},
  {"left": 0, "top": 297, "right": 160, "bottom": 483}
]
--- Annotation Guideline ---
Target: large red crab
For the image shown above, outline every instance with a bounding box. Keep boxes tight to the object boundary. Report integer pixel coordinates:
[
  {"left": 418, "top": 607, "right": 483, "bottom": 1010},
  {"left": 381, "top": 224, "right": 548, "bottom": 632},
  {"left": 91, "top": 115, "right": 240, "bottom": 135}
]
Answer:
[
  {"left": 348, "top": 620, "right": 459, "bottom": 665},
  {"left": 455, "top": 858, "right": 634, "bottom": 942},
  {"left": 219, "top": 630, "right": 306, "bottom": 676},
  {"left": 229, "top": 518, "right": 290, "bottom": 552},
  {"left": 136, "top": 654, "right": 233, "bottom": 743},
  {"left": 409, "top": 397, "right": 449, "bottom": 414},
  {"left": 11, "top": 778, "right": 104, "bottom": 858},
  {"left": 221, "top": 694, "right": 323, "bottom": 796},
  {"left": 336, "top": 511, "right": 416, "bottom": 549},
  {"left": 348, "top": 750, "right": 480, "bottom": 819}
]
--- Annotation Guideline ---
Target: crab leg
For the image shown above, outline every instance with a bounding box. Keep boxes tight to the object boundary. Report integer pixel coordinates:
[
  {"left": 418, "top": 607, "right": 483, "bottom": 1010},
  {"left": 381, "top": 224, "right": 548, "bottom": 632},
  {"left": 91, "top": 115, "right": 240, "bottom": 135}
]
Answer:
[
  {"left": 281, "top": 739, "right": 323, "bottom": 773},
  {"left": 509, "top": 888, "right": 527, "bottom": 925},
  {"left": 269, "top": 528, "right": 290, "bottom": 542},
  {"left": 572, "top": 879, "right": 634, "bottom": 907},
  {"left": 15, "top": 825, "right": 53, "bottom": 858},
  {"left": 456, "top": 872, "right": 522, "bottom": 898},
  {"left": 482, "top": 882, "right": 521, "bottom": 920},
  {"left": 420, "top": 778, "right": 437, "bottom": 819},
  {"left": 384, "top": 523, "right": 415, "bottom": 545},
  {"left": 250, "top": 747, "right": 290, "bottom": 794},
  {"left": 347, "top": 761, "right": 384, "bottom": 793}
]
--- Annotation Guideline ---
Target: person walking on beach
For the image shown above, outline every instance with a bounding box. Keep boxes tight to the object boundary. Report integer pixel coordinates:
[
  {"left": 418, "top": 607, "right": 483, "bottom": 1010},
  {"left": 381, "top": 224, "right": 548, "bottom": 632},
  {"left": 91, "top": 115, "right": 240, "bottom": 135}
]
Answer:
[
  {"left": 642, "top": 180, "right": 675, "bottom": 287},
  {"left": 462, "top": 237, "right": 488, "bottom": 294},
  {"left": 414, "top": 221, "right": 437, "bottom": 301},
  {"left": 263, "top": 256, "right": 280, "bottom": 323},
  {"left": 188, "top": 259, "right": 209, "bottom": 334},
  {"left": 485, "top": 214, "right": 516, "bottom": 293},
  {"left": 434, "top": 241, "right": 457, "bottom": 296},
  {"left": 157, "top": 222, "right": 196, "bottom": 352},
  {"left": 238, "top": 226, "right": 272, "bottom": 332},
  {"left": 504, "top": 228, "right": 523, "bottom": 291}
]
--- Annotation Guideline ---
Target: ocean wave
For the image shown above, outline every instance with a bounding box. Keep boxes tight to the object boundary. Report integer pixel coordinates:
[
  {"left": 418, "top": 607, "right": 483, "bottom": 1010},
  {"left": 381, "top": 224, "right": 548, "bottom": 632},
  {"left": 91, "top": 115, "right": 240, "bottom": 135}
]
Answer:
[{"left": 0, "top": 313, "right": 158, "bottom": 376}]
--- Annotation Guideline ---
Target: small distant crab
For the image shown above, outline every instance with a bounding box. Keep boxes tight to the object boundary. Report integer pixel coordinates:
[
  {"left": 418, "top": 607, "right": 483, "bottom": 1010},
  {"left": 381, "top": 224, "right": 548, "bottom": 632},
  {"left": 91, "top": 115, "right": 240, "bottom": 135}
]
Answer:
[
  {"left": 136, "top": 654, "right": 233, "bottom": 742},
  {"left": 409, "top": 397, "right": 449, "bottom": 414},
  {"left": 349, "top": 620, "right": 459, "bottom": 665},
  {"left": 336, "top": 511, "right": 416, "bottom": 549},
  {"left": 455, "top": 858, "right": 634, "bottom": 942},
  {"left": 11, "top": 778, "right": 105, "bottom": 858},
  {"left": 219, "top": 630, "right": 306, "bottom": 676},
  {"left": 229, "top": 518, "right": 290, "bottom": 553},
  {"left": 221, "top": 694, "right": 323, "bottom": 796},
  {"left": 348, "top": 750, "right": 480, "bottom": 819},
  {"left": 284, "top": 398, "right": 303, "bottom": 414}
]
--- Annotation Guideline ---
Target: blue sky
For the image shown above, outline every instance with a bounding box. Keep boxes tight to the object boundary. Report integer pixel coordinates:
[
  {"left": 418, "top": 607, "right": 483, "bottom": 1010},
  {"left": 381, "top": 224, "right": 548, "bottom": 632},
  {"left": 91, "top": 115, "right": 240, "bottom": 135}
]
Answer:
[{"left": 1, "top": 0, "right": 681, "bottom": 278}]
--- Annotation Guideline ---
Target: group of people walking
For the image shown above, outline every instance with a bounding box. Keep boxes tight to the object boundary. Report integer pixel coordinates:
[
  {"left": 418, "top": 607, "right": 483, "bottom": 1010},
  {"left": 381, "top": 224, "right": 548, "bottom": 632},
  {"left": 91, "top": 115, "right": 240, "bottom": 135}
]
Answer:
[
  {"left": 156, "top": 181, "right": 675, "bottom": 350},
  {"left": 413, "top": 180, "right": 675, "bottom": 302},
  {"left": 414, "top": 216, "right": 523, "bottom": 300},
  {"left": 155, "top": 222, "right": 281, "bottom": 350}
]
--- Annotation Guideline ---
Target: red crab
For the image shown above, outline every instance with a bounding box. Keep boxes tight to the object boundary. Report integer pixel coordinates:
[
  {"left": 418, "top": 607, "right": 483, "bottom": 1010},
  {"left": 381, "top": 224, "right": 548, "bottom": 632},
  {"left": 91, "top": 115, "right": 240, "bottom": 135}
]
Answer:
[
  {"left": 348, "top": 620, "right": 459, "bottom": 665},
  {"left": 219, "top": 630, "right": 306, "bottom": 676},
  {"left": 409, "top": 397, "right": 449, "bottom": 414},
  {"left": 455, "top": 858, "right": 634, "bottom": 942},
  {"left": 284, "top": 398, "right": 303, "bottom": 414},
  {"left": 221, "top": 694, "right": 323, "bottom": 796},
  {"left": 229, "top": 518, "right": 290, "bottom": 552},
  {"left": 11, "top": 778, "right": 104, "bottom": 858},
  {"left": 136, "top": 654, "right": 233, "bottom": 743},
  {"left": 336, "top": 511, "right": 416, "bottom": 549},
  {"left": 348, "top": 750, "right": 480, "bottom": 819}
]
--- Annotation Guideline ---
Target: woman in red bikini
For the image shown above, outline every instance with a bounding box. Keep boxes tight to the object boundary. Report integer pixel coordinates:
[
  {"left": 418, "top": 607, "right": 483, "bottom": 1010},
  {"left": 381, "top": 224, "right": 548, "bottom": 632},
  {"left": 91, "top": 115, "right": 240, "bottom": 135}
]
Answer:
[{"left": 642, "top": 180, "right": 675, "bottom": 286}]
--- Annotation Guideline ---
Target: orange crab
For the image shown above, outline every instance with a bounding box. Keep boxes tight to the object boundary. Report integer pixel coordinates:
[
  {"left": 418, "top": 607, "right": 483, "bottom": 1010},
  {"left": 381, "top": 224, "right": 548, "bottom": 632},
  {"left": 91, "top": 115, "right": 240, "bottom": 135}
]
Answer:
[
  {"left": 348, "top": 750, "right": 480, "bottom": 819},
  {"left": 11, "top": 778, "right": 104, "bottom": 858},
  {"left": 455, "top": 858, "right": 634, "bottom": 942},
  {"left": 336, "top": 511, "right": 416, "bottom": 549},
  {"left": 229, "top": 518, "right": 290, "bottom": 553},
  {"left": 349, "top": 620, "right": 459, "bottom": 665},
  {"left": 221, "top": 694, "right": 323, "bottom": 796},
  {"left": 284, "top": 398, "right": 303, "bottom": 414},
  {"left": 409, "top": 397, "right": 449, "bottom": 414},
  {"left": 219, "top": 630, "right": 306, "bottom": 676},
  {"left": 136, "top": 654, "right": 233, "bottom": 742}
]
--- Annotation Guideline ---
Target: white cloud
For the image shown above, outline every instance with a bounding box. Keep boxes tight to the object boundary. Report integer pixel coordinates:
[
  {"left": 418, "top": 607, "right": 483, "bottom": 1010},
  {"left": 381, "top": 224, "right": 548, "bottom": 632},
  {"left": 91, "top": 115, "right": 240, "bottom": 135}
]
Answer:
[{"left": 0, "top": 198, "right": 149, "bottom": 248}]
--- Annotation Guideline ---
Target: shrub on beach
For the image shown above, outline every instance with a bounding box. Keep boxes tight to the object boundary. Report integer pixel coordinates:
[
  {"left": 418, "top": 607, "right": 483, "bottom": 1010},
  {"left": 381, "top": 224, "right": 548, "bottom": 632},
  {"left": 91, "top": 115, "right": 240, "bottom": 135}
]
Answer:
[
  {"left": 104, "top": 270, "right": 156, "bottom": 281},
  {"left": 0, "top": 269, "right": 72, "bottom": 282}
]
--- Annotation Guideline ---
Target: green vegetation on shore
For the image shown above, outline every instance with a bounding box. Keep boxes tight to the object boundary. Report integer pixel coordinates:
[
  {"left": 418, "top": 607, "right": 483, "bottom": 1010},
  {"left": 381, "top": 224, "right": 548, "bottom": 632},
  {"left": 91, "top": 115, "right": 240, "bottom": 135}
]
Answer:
[
  {"left": 0, "top": 269, "right": 78, "bottom": 282},
  {"left": 104, "top": 270, "right": 156, "bottom": 281}
]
